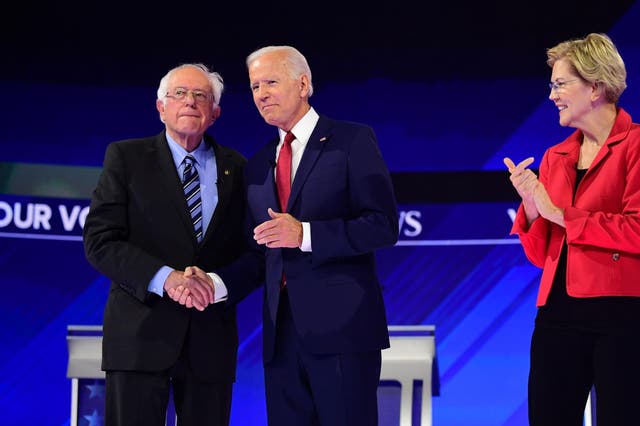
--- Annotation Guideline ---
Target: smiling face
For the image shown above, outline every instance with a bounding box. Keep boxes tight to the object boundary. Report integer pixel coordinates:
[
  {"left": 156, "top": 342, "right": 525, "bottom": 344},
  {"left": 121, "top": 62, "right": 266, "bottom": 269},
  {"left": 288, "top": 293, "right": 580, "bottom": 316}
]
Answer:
[
  {"left": 156, "top": 66, "right": 220, "bottom": 150},
  {"left": 248, "top": 50, "right": 310, "bottom": 131},
  {"left": 548, "top": 58, "right": 595, "bottom": 129}
]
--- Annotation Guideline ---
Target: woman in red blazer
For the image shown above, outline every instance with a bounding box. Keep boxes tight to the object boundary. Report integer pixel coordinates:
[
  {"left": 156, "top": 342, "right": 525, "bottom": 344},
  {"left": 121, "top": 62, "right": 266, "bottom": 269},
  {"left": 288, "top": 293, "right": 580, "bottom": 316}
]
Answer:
[{"left": 504, "top": 33, "right": 640, "bottom": 426}]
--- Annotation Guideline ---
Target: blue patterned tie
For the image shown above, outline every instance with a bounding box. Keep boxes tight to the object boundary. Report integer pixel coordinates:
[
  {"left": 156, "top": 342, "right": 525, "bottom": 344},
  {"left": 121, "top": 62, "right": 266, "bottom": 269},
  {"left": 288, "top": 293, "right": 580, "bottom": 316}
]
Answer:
[{"left": 183, "top": 155, "right": 203, "bottom": 243}]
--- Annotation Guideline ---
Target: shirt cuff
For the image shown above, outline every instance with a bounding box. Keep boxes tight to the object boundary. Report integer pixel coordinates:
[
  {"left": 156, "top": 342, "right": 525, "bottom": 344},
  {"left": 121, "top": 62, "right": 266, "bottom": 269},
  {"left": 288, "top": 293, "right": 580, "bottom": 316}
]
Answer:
[
  {"left": 208, "top": 272, "right": 228, "bottom": 303},
  {"left": 300, "top": 221, "right": 312, "bottom": 252},
  {"left": 148, "top": 265, "right": 173, "bottom": 297}
]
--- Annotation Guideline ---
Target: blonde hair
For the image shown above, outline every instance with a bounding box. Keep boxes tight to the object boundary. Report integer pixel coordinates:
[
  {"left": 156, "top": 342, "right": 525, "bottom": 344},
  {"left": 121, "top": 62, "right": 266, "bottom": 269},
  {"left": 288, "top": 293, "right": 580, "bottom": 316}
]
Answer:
[{"left": 546, "top": 33, "right": 626, "bottom": 103}]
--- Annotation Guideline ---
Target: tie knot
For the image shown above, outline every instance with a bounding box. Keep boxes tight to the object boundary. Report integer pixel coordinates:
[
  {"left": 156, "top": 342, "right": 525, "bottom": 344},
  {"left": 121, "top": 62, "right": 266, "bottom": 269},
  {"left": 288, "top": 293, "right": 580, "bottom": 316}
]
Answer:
[
  {"left": 284, "top": 131, "right": 295, "bottom": 145},
  {"left": 183, "top": 155, "right": 197, "bottom": 182},
  {"left": 184, "top": 155, "right": 195, "bottom": 166}
]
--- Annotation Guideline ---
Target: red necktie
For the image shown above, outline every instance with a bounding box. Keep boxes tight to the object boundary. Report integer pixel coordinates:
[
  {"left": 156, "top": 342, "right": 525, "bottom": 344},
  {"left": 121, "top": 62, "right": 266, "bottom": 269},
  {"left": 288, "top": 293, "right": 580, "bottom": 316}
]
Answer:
[
  {"left": 275, "top": 131, "right": 295, "bottom": 289},
  {"left": 276, "top": 131, "right": 295, "bottom": 212}
]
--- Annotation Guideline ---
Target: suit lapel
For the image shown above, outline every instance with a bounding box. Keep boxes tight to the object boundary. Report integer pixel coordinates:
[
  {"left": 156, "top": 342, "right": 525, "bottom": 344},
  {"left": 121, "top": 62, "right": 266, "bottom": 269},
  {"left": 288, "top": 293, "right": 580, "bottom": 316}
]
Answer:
[
  {"left": 206, "top": 139, "right": 234, "bottom": 240},
  {"left": 287, "top": 118, "right": 332, "bottom": 211},
  {"left": 264, "top": 138, "right": 280, "bottom": 212},
  {"left": 151, "top": 133, "right": 197, "bottom": 239}
]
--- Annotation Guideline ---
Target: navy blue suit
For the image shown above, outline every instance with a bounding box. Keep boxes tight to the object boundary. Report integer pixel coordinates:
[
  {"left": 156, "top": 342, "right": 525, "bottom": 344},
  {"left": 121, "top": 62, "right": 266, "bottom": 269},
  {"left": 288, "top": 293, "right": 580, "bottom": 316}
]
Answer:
[{"left": 222, "top": 114, "right": 398, "bottom": 425}]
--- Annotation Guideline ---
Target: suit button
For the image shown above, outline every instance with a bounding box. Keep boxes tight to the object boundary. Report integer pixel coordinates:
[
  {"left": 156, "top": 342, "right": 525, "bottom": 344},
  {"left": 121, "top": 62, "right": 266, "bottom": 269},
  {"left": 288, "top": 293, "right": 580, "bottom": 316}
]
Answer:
[{"left": 612, "top": 252, "right": 620, "bottom": 261}]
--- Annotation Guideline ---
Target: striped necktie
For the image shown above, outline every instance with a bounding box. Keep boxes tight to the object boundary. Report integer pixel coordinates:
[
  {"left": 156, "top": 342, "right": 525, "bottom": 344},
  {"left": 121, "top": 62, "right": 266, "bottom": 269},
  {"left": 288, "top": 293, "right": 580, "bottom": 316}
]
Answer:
[{"left": 183, "top": 155, "right": 203, "bottom": 243}]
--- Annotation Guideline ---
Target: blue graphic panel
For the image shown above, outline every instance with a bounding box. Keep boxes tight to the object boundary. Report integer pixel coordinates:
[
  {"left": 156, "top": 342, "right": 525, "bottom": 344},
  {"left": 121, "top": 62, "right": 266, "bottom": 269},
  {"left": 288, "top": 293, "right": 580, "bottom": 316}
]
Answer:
[
  {"left": 1, "top": 3, "right": 639, "bottom": 424},
  {"left": 0, "top": 192, "right": 541, "bottom": 425}
]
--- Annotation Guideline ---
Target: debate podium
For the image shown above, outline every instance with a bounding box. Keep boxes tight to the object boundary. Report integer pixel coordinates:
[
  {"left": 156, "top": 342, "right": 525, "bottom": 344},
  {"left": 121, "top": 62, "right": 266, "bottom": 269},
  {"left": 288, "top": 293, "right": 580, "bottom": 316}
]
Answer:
[
  {"left": 65, "top": 325, "right": 178, "bottom": 426},
  {"left": 381, "top": 325, "right": 438, "bottom": 426},
  {"left": 67, "top": 324, "right": 439, "bottom": 426},
  {"left": 66, "top": 325, "right": 104, "bottom": 426}
]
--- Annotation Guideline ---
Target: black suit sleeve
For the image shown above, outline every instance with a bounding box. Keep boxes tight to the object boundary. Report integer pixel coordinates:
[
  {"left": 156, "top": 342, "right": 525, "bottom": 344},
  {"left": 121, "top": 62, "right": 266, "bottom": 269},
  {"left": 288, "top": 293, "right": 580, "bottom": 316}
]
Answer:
[{"left": 83, "top": 142, "right": 165, "bottom": 302}]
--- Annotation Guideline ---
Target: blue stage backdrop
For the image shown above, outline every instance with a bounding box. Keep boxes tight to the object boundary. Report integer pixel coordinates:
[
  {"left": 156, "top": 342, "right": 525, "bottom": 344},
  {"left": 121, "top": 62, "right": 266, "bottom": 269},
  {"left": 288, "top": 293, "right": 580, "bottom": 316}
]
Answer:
[{"left": 1, "top": 5, "right": 639, "bottom": 424}]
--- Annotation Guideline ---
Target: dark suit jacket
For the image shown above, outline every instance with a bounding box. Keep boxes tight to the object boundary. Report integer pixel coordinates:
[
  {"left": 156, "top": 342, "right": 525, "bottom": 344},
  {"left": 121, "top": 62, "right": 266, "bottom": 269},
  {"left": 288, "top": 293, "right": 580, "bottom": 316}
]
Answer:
[
  {"left": 83, "top": 131, "right": 247, "bottom": 382},
  {"left": 221, "top": 115, "right": 399, "bottom": 362}
]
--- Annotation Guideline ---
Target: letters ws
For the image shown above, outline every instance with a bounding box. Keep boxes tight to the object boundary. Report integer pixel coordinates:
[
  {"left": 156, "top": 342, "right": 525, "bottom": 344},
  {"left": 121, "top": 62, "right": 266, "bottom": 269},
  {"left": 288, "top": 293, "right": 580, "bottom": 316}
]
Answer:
[{"left": 398, "top": 210, "right": 422, "bottom": 237}]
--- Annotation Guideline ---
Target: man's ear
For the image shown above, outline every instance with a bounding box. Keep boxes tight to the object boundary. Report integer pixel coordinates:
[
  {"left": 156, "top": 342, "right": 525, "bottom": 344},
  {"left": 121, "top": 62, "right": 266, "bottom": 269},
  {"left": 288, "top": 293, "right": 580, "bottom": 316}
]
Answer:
[
  {"left": 299, "top": 74, "right": 310, "bottom": 97},
  {"left": 156, "top": 98, "right": 166, "bottom": 122},
  {"left": 211, "top": 105, "right": 221, "bottom": 123}
]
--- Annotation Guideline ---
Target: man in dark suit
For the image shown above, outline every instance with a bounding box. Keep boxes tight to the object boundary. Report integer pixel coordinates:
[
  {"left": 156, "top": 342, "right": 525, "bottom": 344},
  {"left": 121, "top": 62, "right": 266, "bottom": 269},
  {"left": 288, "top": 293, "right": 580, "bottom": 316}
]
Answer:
[
  {"left": 82, "top": 63, "right": 247, "bottom": 426},
  {"left": 173, "top": 45, "right": 398, "bottom": 425}
]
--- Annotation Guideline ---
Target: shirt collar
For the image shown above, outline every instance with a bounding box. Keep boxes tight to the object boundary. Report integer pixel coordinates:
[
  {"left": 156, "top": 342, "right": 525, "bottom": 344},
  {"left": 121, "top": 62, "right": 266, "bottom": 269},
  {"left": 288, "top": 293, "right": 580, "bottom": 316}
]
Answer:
[
  {"left": 165, "top": 132, "right": 211, "bottom": 168},
  {"left": 278, "top": 107, "right": 320, "bottom": 146}
]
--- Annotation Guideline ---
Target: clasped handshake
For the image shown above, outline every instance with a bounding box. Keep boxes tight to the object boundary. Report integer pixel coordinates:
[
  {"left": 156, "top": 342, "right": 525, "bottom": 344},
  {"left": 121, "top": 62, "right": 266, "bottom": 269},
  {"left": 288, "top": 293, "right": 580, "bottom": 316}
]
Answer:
[
  {"left": 164, "top": 266, "right": 214, "bottom": 312},
  {"left": 162, "top": 208, "right": 304, "bottom": 311}
]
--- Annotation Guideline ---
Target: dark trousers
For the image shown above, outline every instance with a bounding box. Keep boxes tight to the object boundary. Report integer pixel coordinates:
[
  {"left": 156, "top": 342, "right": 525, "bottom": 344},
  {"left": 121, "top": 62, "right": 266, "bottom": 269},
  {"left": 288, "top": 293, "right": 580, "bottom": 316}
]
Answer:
[
  {"left": 264, "top": 288, "right": 381, "bottom": 426},
  {"left": 105, "top": 366, "right": 232, "bottom": 426},
  {"left": 529, "top": 325, "right": 640, "bottom": 426}
]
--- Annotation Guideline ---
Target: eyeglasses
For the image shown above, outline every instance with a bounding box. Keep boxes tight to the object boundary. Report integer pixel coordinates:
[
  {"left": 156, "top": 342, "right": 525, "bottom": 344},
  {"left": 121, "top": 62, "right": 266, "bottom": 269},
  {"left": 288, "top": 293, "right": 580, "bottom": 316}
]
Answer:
[
  {"left": 165, "top": 88, "right": 212, "bottom": 105},
  {"left": 548, "top": 79, "right": 578, "bottom": 92}
]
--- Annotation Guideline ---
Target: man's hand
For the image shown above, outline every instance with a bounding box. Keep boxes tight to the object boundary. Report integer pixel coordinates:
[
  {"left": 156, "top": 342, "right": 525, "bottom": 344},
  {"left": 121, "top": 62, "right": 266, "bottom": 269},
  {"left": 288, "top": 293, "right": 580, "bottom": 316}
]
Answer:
[
  {"left": 253, "top": 208, "right": 303, "bottom": 248},
  {"left": 164, "top": 268, "right": 214, "bottom": 311},
  {"left": 185, "top": 266, "right": 214, "bottom": 300}
]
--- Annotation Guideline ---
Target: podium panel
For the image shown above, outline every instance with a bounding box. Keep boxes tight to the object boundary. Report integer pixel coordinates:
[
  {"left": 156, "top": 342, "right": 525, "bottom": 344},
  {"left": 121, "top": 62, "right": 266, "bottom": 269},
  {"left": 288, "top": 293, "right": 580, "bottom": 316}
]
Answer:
[
  {"left": 66, "top": 325, "right": 104, "bottom": 426},
  {"left": 381, "top": 325, "right": 437, "bottom": 426},
  {"left": 67, "top": 324, "right": 439, "bottom": 426},
  {"left": 65, "top": 325, "right": 178, "bottom": 426}
]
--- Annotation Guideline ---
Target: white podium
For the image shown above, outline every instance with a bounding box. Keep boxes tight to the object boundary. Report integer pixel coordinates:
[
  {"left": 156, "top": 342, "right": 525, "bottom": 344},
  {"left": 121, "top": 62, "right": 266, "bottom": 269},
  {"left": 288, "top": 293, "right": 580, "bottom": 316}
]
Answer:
[
  {"left": 381, "top": 325, "right": 437, "bottom": 426},
  {"left": 65, "top": 325, "right": 178, "bottom": 426},
  {"left": 67, "top": 324, "right": 438, "bottom": 426},
  {"left": 66, "top": 325, "right": 104, "bottom": 426}
]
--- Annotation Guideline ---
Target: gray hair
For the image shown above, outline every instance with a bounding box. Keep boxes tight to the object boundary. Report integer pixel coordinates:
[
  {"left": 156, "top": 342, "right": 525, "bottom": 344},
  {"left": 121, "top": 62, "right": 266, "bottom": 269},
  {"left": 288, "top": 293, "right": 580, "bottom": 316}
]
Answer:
[
  {"left": 246, "top": 45, "right": 314, "bottom": 97},
  {"left": 157, "top": 63, "right": 224, "bottom": 107}
]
